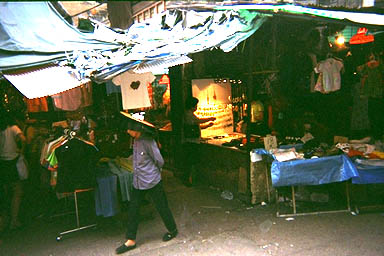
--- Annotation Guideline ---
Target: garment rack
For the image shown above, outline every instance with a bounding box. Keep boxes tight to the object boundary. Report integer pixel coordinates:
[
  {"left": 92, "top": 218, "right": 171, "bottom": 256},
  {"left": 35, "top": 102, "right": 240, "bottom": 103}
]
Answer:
[
  {"left": 56, "top": 188, "right": 97, "bottom": 241},
  {"left": 51, "top": 129, "right": 99, "bottom": 241}
]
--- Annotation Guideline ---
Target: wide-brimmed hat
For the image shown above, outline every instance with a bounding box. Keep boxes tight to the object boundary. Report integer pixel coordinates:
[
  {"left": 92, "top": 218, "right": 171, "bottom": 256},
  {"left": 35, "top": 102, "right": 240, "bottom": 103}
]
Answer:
[{"left": 119, "top": 111, "right": 156, "bottom": 134}]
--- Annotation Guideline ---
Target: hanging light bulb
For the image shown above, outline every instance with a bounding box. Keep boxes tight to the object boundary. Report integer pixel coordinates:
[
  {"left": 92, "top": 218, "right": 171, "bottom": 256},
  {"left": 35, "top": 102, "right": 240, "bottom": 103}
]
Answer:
[{"left": 335, "top": 35, "right": 345, "bottom": 46}]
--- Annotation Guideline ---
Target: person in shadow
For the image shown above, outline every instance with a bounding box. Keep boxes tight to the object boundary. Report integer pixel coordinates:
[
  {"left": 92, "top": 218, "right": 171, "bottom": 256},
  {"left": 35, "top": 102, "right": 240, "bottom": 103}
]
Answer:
[
  {"left": 0, "top": 111, "right": 26, "bottom": 231},
  {"left": 115, "top": 112, "right": 178, "bottom": 254},
  {"left": 182, "top": 97, "right": 215, "bottom": 186}
]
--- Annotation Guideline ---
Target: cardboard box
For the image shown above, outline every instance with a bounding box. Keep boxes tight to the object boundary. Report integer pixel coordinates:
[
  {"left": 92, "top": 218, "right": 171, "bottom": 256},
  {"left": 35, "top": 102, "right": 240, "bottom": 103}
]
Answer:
[{"left": 263, "top": 135, "right": 277, "bottom": 150}]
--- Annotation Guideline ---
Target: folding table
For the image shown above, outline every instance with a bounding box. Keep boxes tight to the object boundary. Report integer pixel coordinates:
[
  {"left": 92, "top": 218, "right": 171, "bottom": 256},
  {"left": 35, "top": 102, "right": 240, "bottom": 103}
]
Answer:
[{"left": 271, "top": 154, "right": 359, "bottom": 217}]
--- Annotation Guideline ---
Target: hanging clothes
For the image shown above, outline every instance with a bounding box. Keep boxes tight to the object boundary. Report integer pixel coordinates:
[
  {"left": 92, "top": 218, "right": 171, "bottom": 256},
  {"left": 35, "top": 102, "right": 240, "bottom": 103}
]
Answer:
[
  {"left": 25, "top": 97, "right": 49, "bottom": 112},
  {"left": 147, "top": 81, "right": 154, "bottom": 106},
  {"left": 163, "top": 83, "right": 171, "bottom": 105},
  {"left": 51, "top": 87, "right": 83, "bottom": 111},
  {"left": 112, "top": 71, "right": 155, "bottom": 110},
  {"left": 358, "top": 59, "right": 384, "bottom": 99},
  {"left": 40, "top": 134, "right": 69, "bottom": 186},
  {"left": 105, "top": 80, "right": 121, "bottom": 95},
  {"left": 307, "top": 52, "right": 318, "bottom": 93},
  {"left": 107, "top": 159, "right": 133, "bottom": 202},
  {"left": 80, "top": 82, "right": 93, "bottom": 107},
  {"left": 350, "top": 82, "right": 370, "bottom": 132},
  {"left": 50, "top": 83, "right": 93, "bottom": 111},
  {"left": 314, "top": 57, "right": 344, "bottom": 93},
  {"left": 55, "top": 137, "right": 99, "bottom": 193},
  {"left": 94, "top": 163, "right": 119, "bottom": 218},
  {"left": 357, "top": 58, "right": 384, "bottom": 138}
]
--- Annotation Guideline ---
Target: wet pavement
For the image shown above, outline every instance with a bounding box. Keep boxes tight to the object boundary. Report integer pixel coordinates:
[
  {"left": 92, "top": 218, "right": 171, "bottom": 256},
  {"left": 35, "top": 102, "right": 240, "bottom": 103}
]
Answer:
[{"left": 1, "top": 170, "right": 384, "bottom": 256}]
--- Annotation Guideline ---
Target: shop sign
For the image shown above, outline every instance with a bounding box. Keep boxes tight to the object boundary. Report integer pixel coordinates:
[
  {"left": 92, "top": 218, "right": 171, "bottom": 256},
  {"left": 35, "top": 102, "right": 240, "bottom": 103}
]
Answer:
[{"left": 349, "top": 27, "right": 374, "bottom": 45}]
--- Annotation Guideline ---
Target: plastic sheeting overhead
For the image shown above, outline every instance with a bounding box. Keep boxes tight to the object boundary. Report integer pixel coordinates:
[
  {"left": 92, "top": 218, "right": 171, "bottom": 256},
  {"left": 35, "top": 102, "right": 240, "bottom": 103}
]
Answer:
[
  {"left": 0, "top": 2, "right": 117, "bottom": 52},
  {"left": 0, "top": 2, "right": 119, "bottom": 70},
  {"left": 72, "top": 9, "right": 269, "bottom": 83},
  {"left": 215, "top": 4, "right": 384, "bottom": 26},
  {"left": 0, "top": 1, "right": 268, "bottom": 99}
]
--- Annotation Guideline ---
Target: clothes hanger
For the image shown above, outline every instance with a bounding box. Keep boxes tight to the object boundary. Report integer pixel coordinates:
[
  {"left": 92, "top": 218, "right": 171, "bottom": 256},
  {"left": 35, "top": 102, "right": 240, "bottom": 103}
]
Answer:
[
  {"left": 327, "top": 52, "right": 343, "bottom": 62},
  {"left": 69, "top": 131, "right": 76, "bottom": 140},
  {"left": 333, "top": 56, "right": 344, "bottom": 62}
]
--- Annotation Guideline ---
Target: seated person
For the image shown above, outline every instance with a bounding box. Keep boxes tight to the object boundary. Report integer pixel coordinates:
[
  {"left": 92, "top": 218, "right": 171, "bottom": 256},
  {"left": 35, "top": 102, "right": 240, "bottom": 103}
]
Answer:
[
  {"left": 248, "top": 120, "right": 271, "bottom": 137},
  {"left": 235, "top": 116, "right": 248, "bottom": 134},
  {"left": 248, "top": 100, "right": 271, "bottom": 136}
]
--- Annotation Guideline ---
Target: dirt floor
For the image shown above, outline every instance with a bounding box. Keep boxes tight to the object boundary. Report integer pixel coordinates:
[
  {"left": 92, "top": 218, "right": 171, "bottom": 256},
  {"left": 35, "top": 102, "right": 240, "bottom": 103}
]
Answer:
[{"left": 1, "top": 170, "right": 383, "bottom": 256}]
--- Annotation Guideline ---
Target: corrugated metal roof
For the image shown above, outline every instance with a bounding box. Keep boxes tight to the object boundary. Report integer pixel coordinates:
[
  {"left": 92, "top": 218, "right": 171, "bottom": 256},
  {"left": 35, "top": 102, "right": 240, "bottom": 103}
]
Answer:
[
  {"left": 133, "top": 55, "right": 193, "bottom": 74},
  {"left": 3, "top": 65, "right": 90, "bottom": 99}
]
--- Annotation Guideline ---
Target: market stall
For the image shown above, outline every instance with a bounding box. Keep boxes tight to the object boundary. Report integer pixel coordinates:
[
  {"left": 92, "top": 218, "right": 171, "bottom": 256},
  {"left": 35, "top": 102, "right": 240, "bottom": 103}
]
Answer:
[
  {"left": 1, "top": 2, "right": 383, "bottom": 222},
  {"left": 166, "top": 3, "right": 384, "bottom": 207},
  {"left": 183, "top": 78, "right": 272, "bottom": 204}
]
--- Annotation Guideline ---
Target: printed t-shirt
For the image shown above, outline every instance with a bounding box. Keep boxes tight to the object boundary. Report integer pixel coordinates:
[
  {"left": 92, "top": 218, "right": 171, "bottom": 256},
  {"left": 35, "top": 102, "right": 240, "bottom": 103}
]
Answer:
[{"left": 112, "top": 71, "right": 155, "bottom": 110}]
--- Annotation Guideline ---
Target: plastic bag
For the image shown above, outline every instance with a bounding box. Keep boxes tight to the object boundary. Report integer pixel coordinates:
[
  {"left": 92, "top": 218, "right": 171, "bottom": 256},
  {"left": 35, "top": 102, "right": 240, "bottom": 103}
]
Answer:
[
  {"left": 221, "top": 190, "right": 233, "bottom": 200},
  {"left": 16, "top": 155, "right": 28, "bottom": 180}
]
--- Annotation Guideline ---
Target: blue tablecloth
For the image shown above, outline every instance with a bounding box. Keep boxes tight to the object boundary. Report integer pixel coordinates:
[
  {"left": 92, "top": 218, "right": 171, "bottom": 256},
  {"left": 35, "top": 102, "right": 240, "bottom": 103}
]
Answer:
[
  {"left": 352, "top": 162, "right": 384, "bottom": 184},
  {"left": 271, "top": 154, "right": 359, "bottom": 187}
]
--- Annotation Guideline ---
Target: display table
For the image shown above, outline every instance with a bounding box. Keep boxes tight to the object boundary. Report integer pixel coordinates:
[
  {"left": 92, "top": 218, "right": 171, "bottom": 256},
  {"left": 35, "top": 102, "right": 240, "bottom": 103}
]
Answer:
[
  {"left": 197, "top": 140, "right": 251, "bottom": 203},
  {"left": 270, "top": 154, "right": 359, "bottom": 217},
  {"left": 352, "top": 160, "right": 384, "bottom": 184},
  {"left": 350, "top": 159, "right": 384, "bottom": 214},
  {"left": 271, "top": 154, "right": 358, "bottom": 187}
]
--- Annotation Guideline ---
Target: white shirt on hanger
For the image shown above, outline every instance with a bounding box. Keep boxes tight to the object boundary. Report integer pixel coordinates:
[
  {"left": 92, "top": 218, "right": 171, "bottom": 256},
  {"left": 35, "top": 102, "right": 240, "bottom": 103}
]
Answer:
[{"left": 112, "top": 71, "right": 156, "bottom": 110}]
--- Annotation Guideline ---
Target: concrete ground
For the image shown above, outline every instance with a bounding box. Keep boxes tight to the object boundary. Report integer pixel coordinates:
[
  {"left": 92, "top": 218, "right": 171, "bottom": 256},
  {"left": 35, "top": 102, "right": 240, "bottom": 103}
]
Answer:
[{"left": 1, "top": 170, "right": 383, "bottom": 256}]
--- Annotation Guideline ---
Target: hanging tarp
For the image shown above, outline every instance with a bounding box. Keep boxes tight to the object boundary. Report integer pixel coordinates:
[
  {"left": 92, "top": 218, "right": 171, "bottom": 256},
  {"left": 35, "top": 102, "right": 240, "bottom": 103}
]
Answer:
[
  {"left": 70, "top": 9, "right": 269, "bottom": 82},
  {"left": 214, "top": 4, "right": 384, "bottom": 26},
  {"left": 0, "top": 2, "right": 119, "bottom": 71},
  {"left": 0, "top": 1, "right": 269, "bottom": 92}
]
